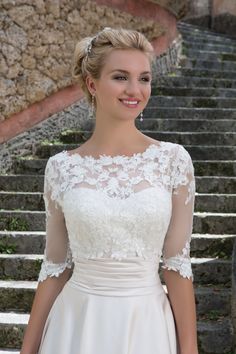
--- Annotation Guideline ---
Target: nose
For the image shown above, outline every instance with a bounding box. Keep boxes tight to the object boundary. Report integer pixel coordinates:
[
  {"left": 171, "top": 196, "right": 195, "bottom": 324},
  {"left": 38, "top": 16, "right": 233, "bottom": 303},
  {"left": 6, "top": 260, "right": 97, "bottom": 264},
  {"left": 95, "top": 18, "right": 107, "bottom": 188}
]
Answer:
[{"left": 124, "top": 79, "right": 141, "bottom": 96}]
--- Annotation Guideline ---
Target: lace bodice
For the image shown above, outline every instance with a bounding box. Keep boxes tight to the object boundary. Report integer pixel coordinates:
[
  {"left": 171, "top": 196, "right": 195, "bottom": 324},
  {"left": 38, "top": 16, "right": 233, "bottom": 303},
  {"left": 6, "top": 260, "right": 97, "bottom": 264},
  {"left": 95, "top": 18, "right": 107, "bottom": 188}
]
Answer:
[{"left": 38, "top": 141, "right": 195, "bottom": 282}]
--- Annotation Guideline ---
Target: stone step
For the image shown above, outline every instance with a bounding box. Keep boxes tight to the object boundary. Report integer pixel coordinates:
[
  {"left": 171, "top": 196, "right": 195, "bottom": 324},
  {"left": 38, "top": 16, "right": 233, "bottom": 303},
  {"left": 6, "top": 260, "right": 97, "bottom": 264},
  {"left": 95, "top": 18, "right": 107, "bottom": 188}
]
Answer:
[
  {"left": 85, "top": 114, "right": 236, "bottom": 130},
  {"left": 148, "top": 95, "right": 236, "bottom": 108},
  {"left": 196, "top": 193, "right": 236, "bottom": 212},
  {"left": 1, "top": 191, "right": 235, "bottom": 213},
  {"left": 12, "top": 158, "right": 236, "bottom": 177},
  {"left": 0, "top": 230, "right": 234, "bottom": 258},
  {"left": 178, "top": 22, "right": 236, "bottom": 40},
  {"left": 197, "top": 318, "right": 234, "bottom": 354},
  {"left": 44, "top": 117, "right": 236, "bottom": 134},
  {"left": 185, "top": 145, "right": 236, "bottom": 161},
  {"left": 183, "top": 41, "right": 236, "bottom": 53},
  {"left": 0, "top": 312, "right": 28, "bottom": 350},
  {"left": 0, "top": 279, "right": 231, "bottom": 316},
  {"left": 185, "top": 48, "right": 236, "bottom": 62},
  {"left": 36, "top": 143, "right": 236, "bottom": 160},
  {"left": 190, "top": 234, "right": 235, "bottom": 258},
  {"left": 0, "top": 254, "right": 232, "bottom": 284},
  {"left": 1, "top": 175, "right": 235, "bottom": 194},
  {"left": 0, "top": 192, "right": 44, "bottom": 211},
  {"left": 176, "top": 67, "right": 236, "bottom": 80},
  {"left": 0, "top": 175, "right": 43, "bottom": 193},
  {"left": 193, "top": 160, "right": 236, "bottom": 177},
  {"left": 146, "top": 131, "right": 236, "bottom": 146},
  {"left": 0, "top": 210, "right": 235, "bottom": 234},
  {"left": 0, "top": 231, "right": 45, "bottom": 254},
  {"left": 196, "top": 177, "right": 236, "bottom": 194},
  {"left": 152, "top": 85, "right": 236, "bottom": 98},
  {"left": 144, "top": 106, "right": 236, "bottom": 119},
  {"left": 0, "top": 314, "right": 233, "bottom": 352},
  {"left": 58, "top": 130, "right": 236, "bottom": 146},
  {"left": 181, "top": 32, "right": 236, "bottom": 45},
  {"left": 183, "top": 58, "right": 236, "bottom": 72},
  {"left": 0, "top": 280, "right": 37, "bottom": 312},
  {"left": 155, "top": 76, "right": 236, "bottom": 89},
  {"left": 138, "top": 118, "right": 236, "bottom": 132}
]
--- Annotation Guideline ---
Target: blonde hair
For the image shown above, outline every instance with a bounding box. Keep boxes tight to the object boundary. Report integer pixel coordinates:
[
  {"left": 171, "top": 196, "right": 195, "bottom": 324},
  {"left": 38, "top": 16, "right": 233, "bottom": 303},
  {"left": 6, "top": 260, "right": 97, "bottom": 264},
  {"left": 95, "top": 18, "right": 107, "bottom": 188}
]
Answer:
[{"left": 71, "top": 27, "right": 155, "bottom": 105}]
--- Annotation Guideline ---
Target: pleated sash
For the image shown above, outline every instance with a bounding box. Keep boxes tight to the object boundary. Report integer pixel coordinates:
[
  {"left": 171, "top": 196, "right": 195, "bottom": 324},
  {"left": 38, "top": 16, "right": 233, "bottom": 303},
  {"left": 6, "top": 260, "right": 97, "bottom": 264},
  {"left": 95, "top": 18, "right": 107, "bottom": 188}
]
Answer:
[{"left": 67, "top": 257, "right": 165, "bottom": 297}]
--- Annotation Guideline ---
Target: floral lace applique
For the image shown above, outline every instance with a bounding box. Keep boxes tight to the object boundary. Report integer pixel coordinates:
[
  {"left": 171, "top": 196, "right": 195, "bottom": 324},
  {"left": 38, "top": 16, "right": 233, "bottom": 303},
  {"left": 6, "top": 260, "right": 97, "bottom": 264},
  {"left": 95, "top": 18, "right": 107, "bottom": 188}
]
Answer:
[
  {"left": 38, "top": 141, "right": 195, "bottom": 281},
  {"left": 38, "top": 242, "right": 73, "bottom": 282},
  {"left": 161, "top": 240, "right": 193, "bottom": 279}
]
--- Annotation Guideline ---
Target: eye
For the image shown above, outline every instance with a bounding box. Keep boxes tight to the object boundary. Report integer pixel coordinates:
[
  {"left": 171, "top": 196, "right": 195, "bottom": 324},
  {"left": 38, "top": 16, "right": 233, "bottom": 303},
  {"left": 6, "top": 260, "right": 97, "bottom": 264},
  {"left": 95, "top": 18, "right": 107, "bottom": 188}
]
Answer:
[
  {"left": 113, "top": 76, "right": 127, "bottom": 80},
  {"left": 140, "top": 77, "right": 151, "bottom": 82}
]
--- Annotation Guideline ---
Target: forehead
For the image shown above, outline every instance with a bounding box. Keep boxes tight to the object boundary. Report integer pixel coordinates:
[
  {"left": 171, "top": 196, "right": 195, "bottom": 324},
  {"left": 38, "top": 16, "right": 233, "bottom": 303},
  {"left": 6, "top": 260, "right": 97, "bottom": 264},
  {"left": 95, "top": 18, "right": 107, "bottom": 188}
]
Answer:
[{"left": 101, "top": 49, "right": 151, "bottom": 75}]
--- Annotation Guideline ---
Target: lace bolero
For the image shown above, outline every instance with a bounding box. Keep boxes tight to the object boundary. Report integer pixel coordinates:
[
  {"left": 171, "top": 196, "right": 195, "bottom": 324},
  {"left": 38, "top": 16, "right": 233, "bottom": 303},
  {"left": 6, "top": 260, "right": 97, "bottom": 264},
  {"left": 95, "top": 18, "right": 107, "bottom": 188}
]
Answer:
[{"left": 38, "top": 141, "right": 195, "bottom": 282}]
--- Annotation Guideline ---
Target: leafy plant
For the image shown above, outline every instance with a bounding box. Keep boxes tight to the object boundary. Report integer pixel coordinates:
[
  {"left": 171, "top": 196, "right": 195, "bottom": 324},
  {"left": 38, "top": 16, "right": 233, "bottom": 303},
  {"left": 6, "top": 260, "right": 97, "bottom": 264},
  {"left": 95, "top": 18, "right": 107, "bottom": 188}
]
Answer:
[
  {"left": 0, "top": 241, "right": 16, "bottom": 254},
  {"left": 7, "top": 217, "right": 29, "bottom": 231}
]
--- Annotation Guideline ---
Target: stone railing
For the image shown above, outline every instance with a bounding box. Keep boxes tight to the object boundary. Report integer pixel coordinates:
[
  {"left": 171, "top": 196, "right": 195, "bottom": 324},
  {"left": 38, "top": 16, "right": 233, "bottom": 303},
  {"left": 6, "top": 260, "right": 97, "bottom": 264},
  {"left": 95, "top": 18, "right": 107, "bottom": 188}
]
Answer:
[{"left": 148, "top": 0, "right": 190, "bottom": 19}]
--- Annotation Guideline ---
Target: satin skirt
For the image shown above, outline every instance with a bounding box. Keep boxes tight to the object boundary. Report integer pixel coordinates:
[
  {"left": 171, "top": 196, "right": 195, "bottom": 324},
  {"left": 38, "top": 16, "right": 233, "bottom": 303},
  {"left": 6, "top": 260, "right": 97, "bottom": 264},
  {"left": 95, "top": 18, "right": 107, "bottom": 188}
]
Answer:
[{"left": 37, "top": 257, "right": 177, "bottom": 354}]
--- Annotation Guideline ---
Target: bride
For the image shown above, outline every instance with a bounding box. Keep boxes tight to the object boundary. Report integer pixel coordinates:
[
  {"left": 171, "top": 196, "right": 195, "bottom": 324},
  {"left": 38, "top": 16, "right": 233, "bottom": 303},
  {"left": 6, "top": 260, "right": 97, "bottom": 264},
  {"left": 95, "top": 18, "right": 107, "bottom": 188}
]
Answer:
[{"left": 21, "top": 27, "right": 198, "bottom": 354}]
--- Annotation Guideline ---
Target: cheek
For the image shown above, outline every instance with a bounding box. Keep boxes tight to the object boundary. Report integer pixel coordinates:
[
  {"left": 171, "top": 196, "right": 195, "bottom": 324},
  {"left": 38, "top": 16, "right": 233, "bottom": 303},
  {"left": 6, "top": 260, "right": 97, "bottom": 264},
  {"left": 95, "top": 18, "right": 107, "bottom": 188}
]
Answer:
[{"left": 144, "top": 85, "right": 151, "bottom": 98}]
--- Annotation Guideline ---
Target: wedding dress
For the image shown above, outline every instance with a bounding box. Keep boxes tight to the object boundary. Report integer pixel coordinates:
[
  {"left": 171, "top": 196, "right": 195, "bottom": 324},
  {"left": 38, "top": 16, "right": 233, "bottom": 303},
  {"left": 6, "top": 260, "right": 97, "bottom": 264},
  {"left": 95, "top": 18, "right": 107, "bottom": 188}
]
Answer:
[{"left": 36, "top": 140, "right": 195, "bottom": 354}]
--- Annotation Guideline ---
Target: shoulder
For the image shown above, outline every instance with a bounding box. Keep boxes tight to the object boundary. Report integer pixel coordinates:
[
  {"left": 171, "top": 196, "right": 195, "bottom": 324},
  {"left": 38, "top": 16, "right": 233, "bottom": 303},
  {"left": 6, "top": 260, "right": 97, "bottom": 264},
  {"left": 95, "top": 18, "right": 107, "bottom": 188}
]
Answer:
[
  {"left": 159, "top": 141, "right": 192, "bottom": 162},
  {"left": 44, "top": 151, "right": 69, "bottom": 185},
  {"left": 45, "top": 151, "right": 68, "bottom": 170}
]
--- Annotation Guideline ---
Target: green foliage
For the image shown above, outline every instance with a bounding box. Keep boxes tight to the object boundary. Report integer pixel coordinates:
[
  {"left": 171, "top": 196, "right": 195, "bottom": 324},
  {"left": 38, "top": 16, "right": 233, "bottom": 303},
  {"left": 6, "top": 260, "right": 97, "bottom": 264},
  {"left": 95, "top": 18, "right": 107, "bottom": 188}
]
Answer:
[
  {"left": 35, "top": 258, "right": 43, "bottom": 273},
  {"left": 0, "top": 240, "right": 16, "bottom": 254},
  {"left": 41, "top": 138, "right": 61, "bottom": 145},
  {"left": 5, "top": 217, "right": 29, "bottom": 231}
]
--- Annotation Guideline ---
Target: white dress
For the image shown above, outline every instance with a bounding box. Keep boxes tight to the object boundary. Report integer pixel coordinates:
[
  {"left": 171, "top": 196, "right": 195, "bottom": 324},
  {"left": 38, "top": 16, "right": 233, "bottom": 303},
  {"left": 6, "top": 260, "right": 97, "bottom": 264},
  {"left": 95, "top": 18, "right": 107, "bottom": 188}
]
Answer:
[{"left": 36, "top": 141, "right": 195, "bottom": 354}]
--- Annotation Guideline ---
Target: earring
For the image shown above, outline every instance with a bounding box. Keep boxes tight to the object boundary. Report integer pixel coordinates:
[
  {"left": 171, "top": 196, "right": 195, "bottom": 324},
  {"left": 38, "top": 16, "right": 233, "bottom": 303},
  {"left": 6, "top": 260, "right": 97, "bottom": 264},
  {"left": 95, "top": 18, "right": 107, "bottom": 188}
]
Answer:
[
  {"left": 139, "top": 111, "right": 143, "bottom": 122},
  {"left": 89, "top": 94, "right": 95, "bottom": 119}
]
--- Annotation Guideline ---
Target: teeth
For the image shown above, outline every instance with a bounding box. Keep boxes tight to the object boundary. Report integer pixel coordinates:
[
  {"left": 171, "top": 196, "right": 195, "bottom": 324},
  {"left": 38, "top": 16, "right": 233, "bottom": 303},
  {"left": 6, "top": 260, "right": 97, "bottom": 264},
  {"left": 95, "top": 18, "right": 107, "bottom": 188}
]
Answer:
[{"left": 122, "top": 100, "right": 138, "bottom": 105}]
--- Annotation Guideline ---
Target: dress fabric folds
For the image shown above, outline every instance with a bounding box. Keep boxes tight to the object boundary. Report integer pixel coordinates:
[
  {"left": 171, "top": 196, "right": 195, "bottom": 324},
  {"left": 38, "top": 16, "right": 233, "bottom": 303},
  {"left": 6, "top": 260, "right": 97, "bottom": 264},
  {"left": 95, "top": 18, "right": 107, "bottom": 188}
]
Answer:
[{"left": 36, "top": 141, "right": 195, "bottom": 354}]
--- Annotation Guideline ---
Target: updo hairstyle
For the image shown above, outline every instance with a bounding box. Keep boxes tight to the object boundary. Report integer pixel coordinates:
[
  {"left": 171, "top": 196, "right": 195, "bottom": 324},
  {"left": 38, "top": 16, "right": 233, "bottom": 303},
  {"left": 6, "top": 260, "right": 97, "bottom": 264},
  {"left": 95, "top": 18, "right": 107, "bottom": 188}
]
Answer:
[{"left": 71, "top": 27, "right": 155, "bottom": 106}]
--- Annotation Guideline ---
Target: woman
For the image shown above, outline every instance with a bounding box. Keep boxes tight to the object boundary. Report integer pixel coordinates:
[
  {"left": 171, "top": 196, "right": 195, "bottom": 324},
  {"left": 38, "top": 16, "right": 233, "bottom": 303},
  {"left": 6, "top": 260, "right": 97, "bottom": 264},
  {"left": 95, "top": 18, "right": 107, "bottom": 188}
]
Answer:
[{"left": 21, "top": 27, "right": 198, "bottom": 354}]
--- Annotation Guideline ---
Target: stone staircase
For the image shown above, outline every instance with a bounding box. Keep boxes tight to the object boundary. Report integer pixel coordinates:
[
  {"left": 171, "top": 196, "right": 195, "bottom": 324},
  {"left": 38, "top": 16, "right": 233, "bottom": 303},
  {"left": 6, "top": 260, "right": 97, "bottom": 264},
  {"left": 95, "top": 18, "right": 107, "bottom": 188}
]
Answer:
[{"left": 0, "top": 21, "right": 236, "bottom": 353}]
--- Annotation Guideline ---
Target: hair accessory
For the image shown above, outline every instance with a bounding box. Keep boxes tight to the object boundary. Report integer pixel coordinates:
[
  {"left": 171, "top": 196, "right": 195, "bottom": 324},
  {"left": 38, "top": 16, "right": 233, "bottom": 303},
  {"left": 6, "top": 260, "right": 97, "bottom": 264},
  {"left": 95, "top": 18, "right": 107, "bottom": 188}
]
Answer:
[
  {"left": 87, "top": 41, "right": 93, "bottom": 54},
  {"left": 139, "top": 111, "right": 143, "bottom": 122},
  {"left": 86, "top": 27, "right": 112, "bottom": 55}
]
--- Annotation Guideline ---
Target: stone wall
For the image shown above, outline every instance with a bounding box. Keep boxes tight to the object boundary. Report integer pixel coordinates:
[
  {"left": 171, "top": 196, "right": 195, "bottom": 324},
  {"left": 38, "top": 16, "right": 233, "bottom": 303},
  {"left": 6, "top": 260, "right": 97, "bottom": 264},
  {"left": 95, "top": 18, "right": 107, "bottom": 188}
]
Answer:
[
  {"left": 211, "top": 0, "right": 236, "bottom": 36},
  {"left": 183, "top": 0, "right": 236, "bottom": 36},
  {"left": 233, "top": 240, "right": 236, "bottom": 353},
  {"left": 0, "top": 0, "right": 165, "bottom": 121},
  {"left": 182, "top": 0, "right": 211, "bottom": 28}
]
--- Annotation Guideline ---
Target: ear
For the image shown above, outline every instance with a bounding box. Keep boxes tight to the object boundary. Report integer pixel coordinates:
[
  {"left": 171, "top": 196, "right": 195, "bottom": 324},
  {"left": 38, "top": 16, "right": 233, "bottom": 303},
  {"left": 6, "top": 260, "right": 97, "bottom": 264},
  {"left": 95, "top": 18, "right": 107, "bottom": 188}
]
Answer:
[{"left": 86, "top": 75, "right": 96, "bottom": 95}]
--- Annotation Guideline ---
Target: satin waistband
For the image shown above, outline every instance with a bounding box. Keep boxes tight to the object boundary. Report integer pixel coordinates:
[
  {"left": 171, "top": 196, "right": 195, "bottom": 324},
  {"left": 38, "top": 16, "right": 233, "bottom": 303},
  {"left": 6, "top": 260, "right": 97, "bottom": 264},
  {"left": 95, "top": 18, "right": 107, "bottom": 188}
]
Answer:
[{"left": 67, "top": 257, "right": 164, "bottom": 297}]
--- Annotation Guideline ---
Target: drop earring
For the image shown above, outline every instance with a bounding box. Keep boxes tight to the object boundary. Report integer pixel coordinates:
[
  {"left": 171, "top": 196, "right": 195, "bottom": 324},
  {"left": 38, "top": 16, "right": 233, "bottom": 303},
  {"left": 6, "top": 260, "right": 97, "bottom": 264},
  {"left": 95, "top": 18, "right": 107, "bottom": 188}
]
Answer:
[
  {"left": 89, "top": 94, "right": 95, "bottom": 119},
  {"left": 139, "top": 111, "right": 143, "bottom": 122}
]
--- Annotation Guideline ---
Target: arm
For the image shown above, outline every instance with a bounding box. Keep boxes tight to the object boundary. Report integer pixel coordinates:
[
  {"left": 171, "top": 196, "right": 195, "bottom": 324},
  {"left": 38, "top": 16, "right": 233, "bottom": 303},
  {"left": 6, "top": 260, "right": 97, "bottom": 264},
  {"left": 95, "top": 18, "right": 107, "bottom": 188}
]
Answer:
[
  {"left": 161, "top": 145, "right": 198, "bottom": 354},
  {"left": 20, "top": 157, "right": 74, "bottom": 354},
  {"left": 20, "top": 268, "right": 72, "bottom": 354}
]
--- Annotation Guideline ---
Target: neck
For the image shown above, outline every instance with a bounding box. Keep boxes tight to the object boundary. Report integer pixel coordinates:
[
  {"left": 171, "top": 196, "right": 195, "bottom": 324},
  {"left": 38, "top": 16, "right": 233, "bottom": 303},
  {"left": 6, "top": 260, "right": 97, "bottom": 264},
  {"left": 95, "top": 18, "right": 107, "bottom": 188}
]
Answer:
[{"left": 89, "top": 114, "right": 145, "bottom": 151}]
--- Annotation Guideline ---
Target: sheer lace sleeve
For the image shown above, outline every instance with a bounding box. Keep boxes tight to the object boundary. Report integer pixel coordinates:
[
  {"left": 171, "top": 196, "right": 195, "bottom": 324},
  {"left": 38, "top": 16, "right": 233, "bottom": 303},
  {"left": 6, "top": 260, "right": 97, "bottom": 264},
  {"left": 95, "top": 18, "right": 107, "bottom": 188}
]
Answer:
[
  {"left": 161, "top": 145, "right": 195, "bottom": 280},
  {"left": 38, "top": 156, "right": 74, "bottom": 283}
]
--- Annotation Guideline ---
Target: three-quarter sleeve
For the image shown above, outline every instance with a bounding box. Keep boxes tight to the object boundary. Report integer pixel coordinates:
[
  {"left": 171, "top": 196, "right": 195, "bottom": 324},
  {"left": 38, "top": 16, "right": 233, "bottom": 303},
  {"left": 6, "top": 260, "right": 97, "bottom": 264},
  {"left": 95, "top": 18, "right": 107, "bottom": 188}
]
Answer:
[
  {"left": 161, "top": 145, "right": 195, "bottom": 280},
  {"left": 38, "top": 157, "right": 74, "bottom": 283}
]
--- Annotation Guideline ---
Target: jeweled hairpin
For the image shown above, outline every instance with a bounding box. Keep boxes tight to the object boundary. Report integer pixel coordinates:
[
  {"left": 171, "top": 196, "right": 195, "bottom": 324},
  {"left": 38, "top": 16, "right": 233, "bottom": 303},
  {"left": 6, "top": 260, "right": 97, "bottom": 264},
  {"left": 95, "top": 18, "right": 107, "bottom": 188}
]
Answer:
[
  {"left": 87, "top": 40, "right": 93, "bottom": 54},
  {"left": 86, "top": 27, "right": 112, "bottom": 55}
]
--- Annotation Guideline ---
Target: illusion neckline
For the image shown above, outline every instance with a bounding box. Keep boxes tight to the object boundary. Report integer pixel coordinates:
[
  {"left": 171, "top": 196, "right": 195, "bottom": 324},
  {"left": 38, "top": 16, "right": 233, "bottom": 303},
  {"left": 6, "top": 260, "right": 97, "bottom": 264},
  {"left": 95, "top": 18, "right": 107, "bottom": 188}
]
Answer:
[{"left": 63, "top": 141, "right": 164, "bottom": 162}]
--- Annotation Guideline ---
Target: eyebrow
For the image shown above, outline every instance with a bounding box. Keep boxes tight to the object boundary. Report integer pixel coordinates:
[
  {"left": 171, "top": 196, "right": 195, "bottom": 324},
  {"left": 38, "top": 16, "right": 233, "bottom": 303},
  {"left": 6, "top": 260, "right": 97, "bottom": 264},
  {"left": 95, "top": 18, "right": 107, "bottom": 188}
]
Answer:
[{"left": 109, "top": 69, "right": 151, "bottom": 75}]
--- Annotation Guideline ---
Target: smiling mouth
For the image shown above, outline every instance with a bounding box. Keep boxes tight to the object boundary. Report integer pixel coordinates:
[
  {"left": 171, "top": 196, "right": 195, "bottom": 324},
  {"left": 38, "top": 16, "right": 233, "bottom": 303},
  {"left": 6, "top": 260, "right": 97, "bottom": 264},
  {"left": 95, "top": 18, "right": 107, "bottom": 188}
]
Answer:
[{"left": 119, "top": 99, "right": 140, "bottom": 107}]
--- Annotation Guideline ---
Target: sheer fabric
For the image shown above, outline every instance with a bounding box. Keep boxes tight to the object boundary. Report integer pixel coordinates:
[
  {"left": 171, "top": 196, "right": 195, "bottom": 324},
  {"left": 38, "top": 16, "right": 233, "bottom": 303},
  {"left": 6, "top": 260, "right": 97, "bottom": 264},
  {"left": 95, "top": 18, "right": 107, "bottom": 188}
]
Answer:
[{"left": 38, "top": 141, "right": 195, "bottom": 283}]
